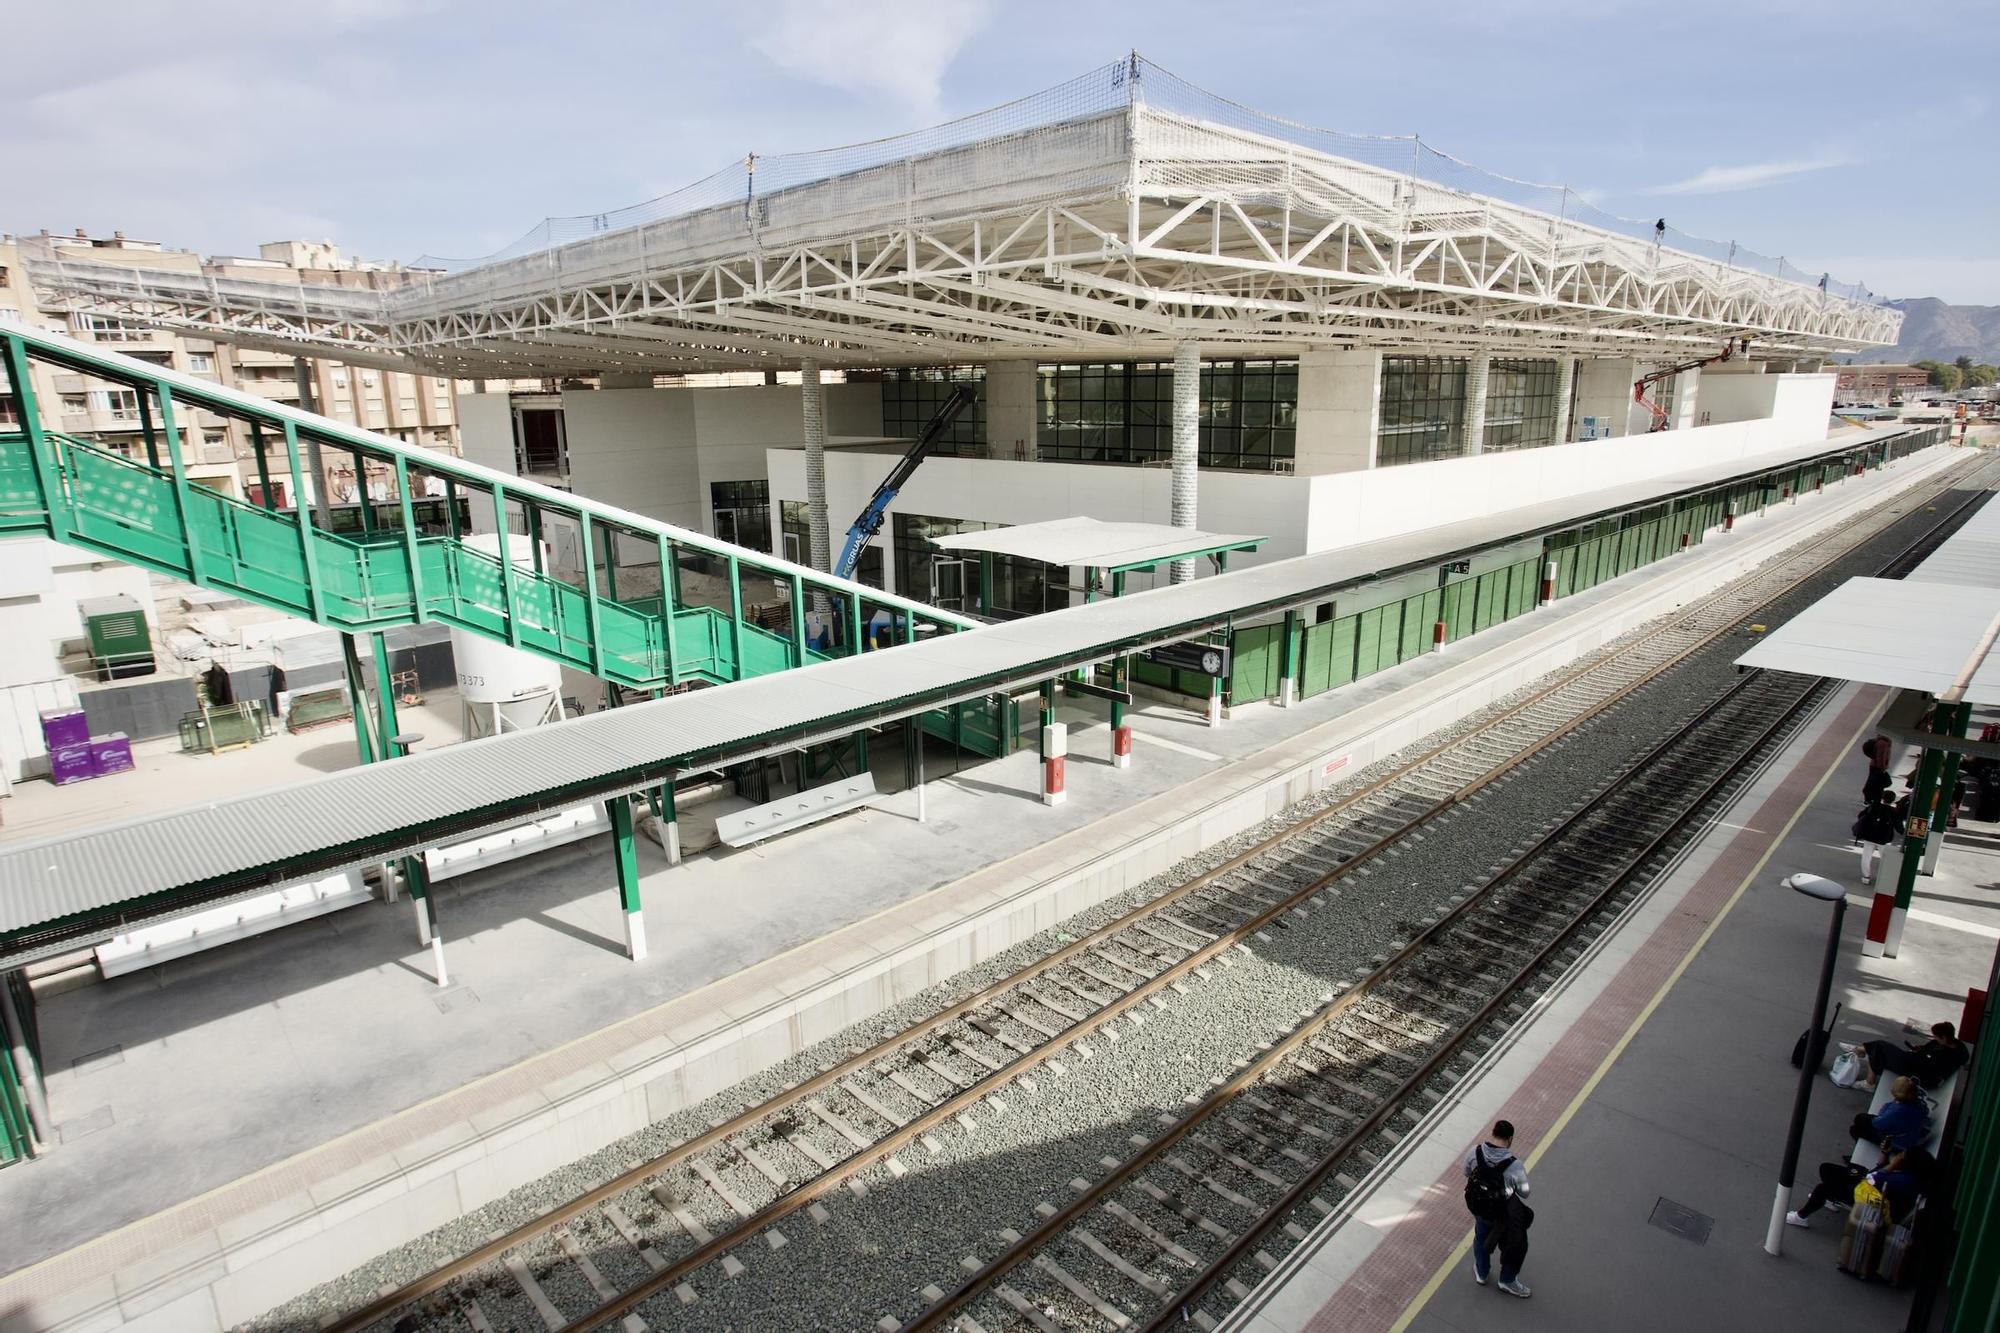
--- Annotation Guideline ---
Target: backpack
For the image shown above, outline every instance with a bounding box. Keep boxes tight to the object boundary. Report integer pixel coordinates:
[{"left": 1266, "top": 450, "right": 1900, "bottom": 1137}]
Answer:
[{"left": 1465, "top": 1149, "right": 1510, "bottom": 1220}]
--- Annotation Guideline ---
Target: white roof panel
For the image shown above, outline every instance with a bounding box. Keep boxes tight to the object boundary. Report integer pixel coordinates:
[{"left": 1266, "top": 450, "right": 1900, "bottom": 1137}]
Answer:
[
  {"left": 1735, "top": 577, "right": 2000, "bottom": 702},
  {"left": 929, "top": 517, "right": 1264, "bottom": 569}
]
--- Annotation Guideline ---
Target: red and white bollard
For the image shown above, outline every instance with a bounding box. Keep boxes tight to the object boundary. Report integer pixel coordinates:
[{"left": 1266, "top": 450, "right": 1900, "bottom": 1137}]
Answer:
[
  {"left": 1432, "top": 619, "right": 1448, "bottom": 652},
  {"left": 1679, "top": 531, "right": 1691, "bottom": 553},
  {"left": 1539, "top": 560, "right": 1556, "bottom": 606},
  {"left": 1112, "top": 722, "right": 1133, "bottom": 770},
  {"left": 1042, "top": 722, "right": 1068, "bottom": 807},
  {"left": 1863, "top": 893, "right": 1895, "bottom": 959},
  {"left": 1723, "top": 502, "right": 1736, "bottom": 532}
]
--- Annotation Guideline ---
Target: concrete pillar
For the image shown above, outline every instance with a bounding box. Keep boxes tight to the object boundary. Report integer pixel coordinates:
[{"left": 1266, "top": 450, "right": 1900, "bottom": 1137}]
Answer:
[
  {"left": 1551, "top": 356, "right": 1578, "bottom": 445},
  {"left": 801, "top": 356, "right": 829, "bottom": 584},
  {"left": 1573, "top": 358, "right": 1639, "bottom": 440},
  {"left": 1880, "top": 703, "right": 1970, "bottom": 959},
  {"left": 1461, "top": 352, "right": 1491, "bottom": 455},
  {"left": 984, "top": 360, "right": 1038, "bottom": 461},
  {"left": 1170, "top": 343, "right": 1200, "bottom": 584},
  {"left": 1277, "top": 608, "right": 1300, "bottom": 707},
  {"left": 1673, "top": 368, "right": 1702, "bottom": 431},
  {"left": 1294, "top": 348, "right": 1383, "bottom": 474}
]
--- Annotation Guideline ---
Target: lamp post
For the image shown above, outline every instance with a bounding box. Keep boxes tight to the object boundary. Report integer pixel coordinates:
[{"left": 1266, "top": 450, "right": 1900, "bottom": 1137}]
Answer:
[{"left": 1765, "top": 872, "right": 1848, "bottom": 1256}]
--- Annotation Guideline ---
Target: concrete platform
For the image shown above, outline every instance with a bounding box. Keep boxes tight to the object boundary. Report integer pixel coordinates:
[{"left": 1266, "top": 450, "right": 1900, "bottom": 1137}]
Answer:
[
  {"left": 0, "top": 444, "right": 1968, "bottom": 1332},
  {"left": 1224, "top": 681, "right": 1999, "bottom": 1333}
]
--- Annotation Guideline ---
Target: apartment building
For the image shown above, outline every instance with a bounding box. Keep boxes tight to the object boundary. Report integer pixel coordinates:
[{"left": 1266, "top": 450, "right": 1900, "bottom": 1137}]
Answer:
[{"left": 0, "top": 230, "right": 463, "bottom": 506}]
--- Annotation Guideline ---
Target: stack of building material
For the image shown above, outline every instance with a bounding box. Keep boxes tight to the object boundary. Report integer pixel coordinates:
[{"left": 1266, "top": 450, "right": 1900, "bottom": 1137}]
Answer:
[{"left": 39, "top": 708, "right": 134, "bottom": 785}]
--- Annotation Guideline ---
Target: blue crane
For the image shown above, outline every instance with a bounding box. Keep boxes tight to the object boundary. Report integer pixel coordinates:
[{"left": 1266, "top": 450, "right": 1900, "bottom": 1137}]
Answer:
[{"left": 833, "top": 385, "right": 976, "bottom": 581}]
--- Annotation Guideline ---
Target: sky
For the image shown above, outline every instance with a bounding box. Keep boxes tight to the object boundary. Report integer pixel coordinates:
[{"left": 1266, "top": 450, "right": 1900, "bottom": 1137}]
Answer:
[{"left": 4, "top": 0, "right": 1997, "bottom": 303}]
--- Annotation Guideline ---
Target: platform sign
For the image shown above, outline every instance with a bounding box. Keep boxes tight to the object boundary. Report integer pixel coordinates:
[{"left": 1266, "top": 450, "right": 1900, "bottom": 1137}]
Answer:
[{"left": 1145, "top": 640, "right": 1231, "bottom": 677}]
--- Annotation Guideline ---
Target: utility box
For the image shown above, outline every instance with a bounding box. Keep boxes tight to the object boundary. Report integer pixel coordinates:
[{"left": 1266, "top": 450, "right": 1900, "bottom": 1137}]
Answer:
[{"left": 78, "top": 594, "right": 154, "bottom": 681}]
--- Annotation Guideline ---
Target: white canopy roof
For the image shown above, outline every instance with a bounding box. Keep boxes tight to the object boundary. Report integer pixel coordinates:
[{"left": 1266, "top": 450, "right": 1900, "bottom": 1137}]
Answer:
[
  {"left": 1735, "top": 578, "right": 2000, "bottom": 704},
  {"left": 928, "top": 516, "right": 1264, "bottom": 570}
]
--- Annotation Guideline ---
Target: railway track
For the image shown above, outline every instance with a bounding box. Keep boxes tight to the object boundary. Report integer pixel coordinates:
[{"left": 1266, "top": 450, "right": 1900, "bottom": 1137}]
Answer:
[{"left": 323, "top": 452, "right": 1996, "bottom": 1333}]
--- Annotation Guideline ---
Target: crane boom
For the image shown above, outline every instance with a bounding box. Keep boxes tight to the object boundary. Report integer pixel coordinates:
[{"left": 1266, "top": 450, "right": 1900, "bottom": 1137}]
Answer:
[{"left": 833, "top": 385, "right": 975, "bottom": 580}]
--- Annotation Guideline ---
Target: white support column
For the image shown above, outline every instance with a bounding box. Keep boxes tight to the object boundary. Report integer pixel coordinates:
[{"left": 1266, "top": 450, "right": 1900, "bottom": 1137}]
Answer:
[
  {"left": 1169, "top": 342, "right": 1200, "bottom": 584},
  {"left": 1574, "top": 358, "right": 1639, "bottom": 440},
  {"left": 984, "top": 360, "right": 1038, "bottom": 461},
  {"left": 1673, "top": 368, "right": 1702, "bottom": 431},
  {"left": 663, "top": 818, "right": 682, "bottom": 866},
  {"left": 1551, "top": 356, "right": 1578, "bottom": 445},
  {"left": 1042, "top": 720, "right": 1068, "bottom": 806},
  {"left": 412, "top": 894, "right": 431, "bottom": 946},
  {"left": 624, "top": 909, "right": 649, "bottom": 962},
  {"left": 1294, "top": 348, "right": 1383, "bottom": 474},
  {"left": 1460, "top": 352, "right": 1491, "bottom": 455},
  {"left": 430, "top": 932, "right": 449, "bottom": 988},
  {"left": 801, "top": 356, "right": 829, "bottom": 595},
  {"left": 0, "top": 976, "right": 50, "bottom": 1148}
]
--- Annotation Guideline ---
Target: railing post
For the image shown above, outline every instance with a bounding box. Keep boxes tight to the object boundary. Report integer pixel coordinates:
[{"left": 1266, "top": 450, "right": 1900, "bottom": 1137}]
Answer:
[
  {"left": 280, "top": 423, "right": 323, "bottom": 621},
  {"left": 578, "top": 510, "right": 606, "bottom": 679},
  {"left": 394, "top": 456, "right": 425, "bottom": 620},
  {"left": 155, "top": 385, "right": 204, "bottom": 584},
  {"left": 727, "top": 553, "right": 745, "bottom": 676},
  {"left": 491, "top": 483, "right": 521, "bottom": 648},
  {"left": 656, "top": 536, "right": 680, "bottom": 685},
  {"left": 789, "top": 572, "right": 808, "bottom": 666},
  {"left": 136, "top": 389, "right": 161, "bottom": 469},
  {"left": 249, "top": 420, "right": 275, "bottom": 508},
  {"left": 2, "top": 336, "right": 69, "bottom": 542},
  {"left": 350, "top": 447, "right": 375, "bottom": 534}
]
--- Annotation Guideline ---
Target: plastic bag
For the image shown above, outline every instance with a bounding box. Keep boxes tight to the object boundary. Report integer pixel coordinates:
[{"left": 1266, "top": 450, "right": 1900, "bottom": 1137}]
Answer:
[{"left": 1830, "top": 1049, "right": 1863, "bottom": 1088}]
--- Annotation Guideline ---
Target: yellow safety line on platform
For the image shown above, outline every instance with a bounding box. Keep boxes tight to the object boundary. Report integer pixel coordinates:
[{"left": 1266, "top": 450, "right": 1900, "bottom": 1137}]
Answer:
[{"left": 1387, "top": 684, "right": 1886, "bottom": 1333}]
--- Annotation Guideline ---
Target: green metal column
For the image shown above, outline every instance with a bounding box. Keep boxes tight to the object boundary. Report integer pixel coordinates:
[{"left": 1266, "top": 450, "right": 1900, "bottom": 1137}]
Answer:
[
  {"left": 1886, "top": 702, "right": 1969, "bottom": 958},
  {"left": 153, "top": 378, "right": 202, "bottom": 576},
  {"left": 281, "top": 424, "right": 324, "bottom": 622},
  {"left": 249, "top": 420, "right": 275, "bottom": 509},
  {"left": 135, "top": 390, "right": 161, "bottom": 469},
  {"left": 340, "top": 635, "right": 378, "bottom": 767},
  {"left": 351, "top": 448, "right": 376, "bottom": 534},
  {"left": 789, "top": 573, "right": 808, "bottom": 667},
  {"left": 608, "top": 795, "right": 647, "bottom": 961},
  {"left": 726, "top": 554, "right": 744, "bottom": 676},
  {"left": 369, "top": 631, "right": 403, "bottom": 760},
  {"left": 491, "top": 484, "right": 521, "bottom": 648},
  {"left": 577, "top": 512, "right": 605, "bottom": 680},
  {"left": 657, "top": 537, "right": 680, "bottom": 684},
  {"left": 979, "top": 552, "right": 994, "bottom": 617},
  {"left": 393, "top": 456, "right": 425, "bottom": 618},
  {"left": 1277, "top": 608, "right": 1300, "bottom": 707},
  {"left": 2, "top": 336, "right": 69, "bottom": 542}
]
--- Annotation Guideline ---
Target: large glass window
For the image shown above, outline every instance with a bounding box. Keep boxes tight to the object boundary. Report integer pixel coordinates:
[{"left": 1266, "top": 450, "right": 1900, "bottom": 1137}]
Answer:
[
  {"left": 1378, "top": 356, "right": 1468, "bottom": 466},
  {"left": 1036, "top": 360, "right": 1297, "bottom": 471},
  {"left": 781, "top": 500, "right": 882, "bottom": 589},
  {"left": 710, "top": 479, "right": 771, "bottom": 553},
  {"left": 881, "top": 367, "right": 985, "bottom": 454},
  {"left": 1483, "top": 359, "right": 1560, "bottom": 452}
]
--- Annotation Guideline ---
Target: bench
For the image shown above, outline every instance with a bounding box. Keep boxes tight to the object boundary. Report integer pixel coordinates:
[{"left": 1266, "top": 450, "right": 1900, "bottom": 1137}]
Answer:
[
  {"left": 1850, "top": 1049, "right": 1965, "bottom": 1169},
  {"left": 715, "top": 773, "right": 884, "bottom": 848}
]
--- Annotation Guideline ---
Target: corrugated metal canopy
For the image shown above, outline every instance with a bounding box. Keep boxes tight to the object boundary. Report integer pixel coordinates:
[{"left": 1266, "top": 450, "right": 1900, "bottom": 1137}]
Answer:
[
  {"left": 1907, "top": 490, "right": 2000, "bottom": 590},
  {"left": 928, "top": 517, "right": 1265, "bottom": 570},
  {"left": 1734, "top": 578, "right": 2000, "bottom": 702},
  {"left": 0, "top": 427, "right": 1930, "bottom": 945}
]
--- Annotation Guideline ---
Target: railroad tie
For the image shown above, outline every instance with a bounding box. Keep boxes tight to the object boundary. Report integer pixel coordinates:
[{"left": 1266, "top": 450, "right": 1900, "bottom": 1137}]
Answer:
[
  {"left": 995, "top": 1284, "right": 1067, "bottom": 1333},
  {"left": 884, "top": 1065, "right": 942, "bottom": 1106},
  {"left": 556, "top": 1232, "right": 620, "bottom": 1303},
  {"left": 604, "top": 1203, "right": 667, "bottom": 1271},
  {"left": 1033, "top": 1254, "right": 1132, "bottom": 1328},
  {"left": 690, "top": 1159, "right": 756, "bottom": 1219},
  {"left": 784, "top": 1128, "right": 841, "bottom": 1170},
  {"left": 805, "top": 1097, "right": 875, "bottom": 1149},
  {"left": 843, "top": 1078, "right": 912, "bottom": 1128},
  {"left": 502, "top": 1256, "right": 566, "bottom": 1331},
  {"left": 651, "top": 1186, "right": 713, "bottom": 1245}
]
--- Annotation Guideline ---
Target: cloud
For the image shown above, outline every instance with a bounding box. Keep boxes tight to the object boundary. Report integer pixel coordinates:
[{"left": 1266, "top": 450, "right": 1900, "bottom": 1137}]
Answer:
[
  {"left": 1649, "top": 155, "right": 1849, "bottom": 195},
  {"left": 749, "top": 0, "right": 992, "bottom": 115}
]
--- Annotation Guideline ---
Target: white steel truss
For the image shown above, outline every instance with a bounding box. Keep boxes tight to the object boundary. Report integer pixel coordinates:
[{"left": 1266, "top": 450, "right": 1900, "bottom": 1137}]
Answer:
[{"left": 28, "top": 102, "right": 1899, "bottom": 378}]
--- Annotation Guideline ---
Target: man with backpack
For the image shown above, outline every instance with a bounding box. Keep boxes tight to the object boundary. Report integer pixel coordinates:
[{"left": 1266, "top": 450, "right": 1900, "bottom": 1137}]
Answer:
[
  {"left": 1464, "top": 1119, "right": 1534, "bottom": 1297},
  {"left": 1852, "top": 791, "right": 1900, "bottom": 886}
]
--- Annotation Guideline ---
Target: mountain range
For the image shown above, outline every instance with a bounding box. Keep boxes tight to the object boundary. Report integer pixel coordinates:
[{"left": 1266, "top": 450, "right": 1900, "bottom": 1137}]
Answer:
[{"left": 1842, "top": 298, "right": 2000, "bottom": 365}]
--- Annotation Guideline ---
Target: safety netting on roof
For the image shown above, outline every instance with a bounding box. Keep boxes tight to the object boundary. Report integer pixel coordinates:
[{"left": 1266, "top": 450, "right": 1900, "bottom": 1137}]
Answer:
[{"left": 411, "top": 55, "right": 1886, "bottom": 308}]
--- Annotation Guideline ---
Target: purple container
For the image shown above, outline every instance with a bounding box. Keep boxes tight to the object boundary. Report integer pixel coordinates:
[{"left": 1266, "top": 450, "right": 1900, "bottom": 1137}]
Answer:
[
  {"left": 90, "top": 733, "right": 134, "bottom": 776},
  {"left": 40, "top": 708, "right": 90, "bottom": 751},
  {"left": 49, "top": 743, "right": 97, "bottom": 786}
]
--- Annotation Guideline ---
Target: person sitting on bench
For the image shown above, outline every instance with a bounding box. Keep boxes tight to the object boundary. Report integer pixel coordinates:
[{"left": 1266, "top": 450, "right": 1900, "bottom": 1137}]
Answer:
[
  {"left": 1786, "top": 1146, "right": 1931, "bottom": 1229},
  {"left": 1856, "top": 1022, "right": 1967, "bottom": 1092},
  {"left": 1850, "top": 1076, "right": 1930, "bottom": 1151}
]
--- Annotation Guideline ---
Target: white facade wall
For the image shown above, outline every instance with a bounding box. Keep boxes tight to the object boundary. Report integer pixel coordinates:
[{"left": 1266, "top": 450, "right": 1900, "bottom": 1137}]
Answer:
[
  {"left": 1574, "top": 357, "right": 1639, "bottom": 439},
  {"left": 767, "top": 373, "right": 1838, "bottom": 596},
  {"left": 984, "top": 361, "right": 1039, "bottom": 461},
  {"left": 1697, "top": 370, "right": 1833, "bottom": 428},
  {"left": 562, "top": 388, "right": 704, "bottom": 534}
]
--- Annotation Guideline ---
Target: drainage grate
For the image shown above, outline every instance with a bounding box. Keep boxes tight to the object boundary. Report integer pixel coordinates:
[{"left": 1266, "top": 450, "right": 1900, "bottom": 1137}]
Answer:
[
  {"left": 433, "top": 985, "right": 481, "bottom": 1015},
  {"left": 1648, "top": 1196, "right": 1714, "bottom": 1245},
  {"left": 70, "top": 1044, "right": 123, "bottom": 1075}
]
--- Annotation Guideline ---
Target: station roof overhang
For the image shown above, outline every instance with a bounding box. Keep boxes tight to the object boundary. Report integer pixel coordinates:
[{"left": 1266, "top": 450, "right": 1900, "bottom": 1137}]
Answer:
[
  {"left": 1734, "top": 578, "right": 2000, "bottom": 704},
  {"left": 928, "top": 517, "right": 1266, "bottom": 573},
  {"left": 0, "top": 424, "right": 1932, "bottom": 971}
]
